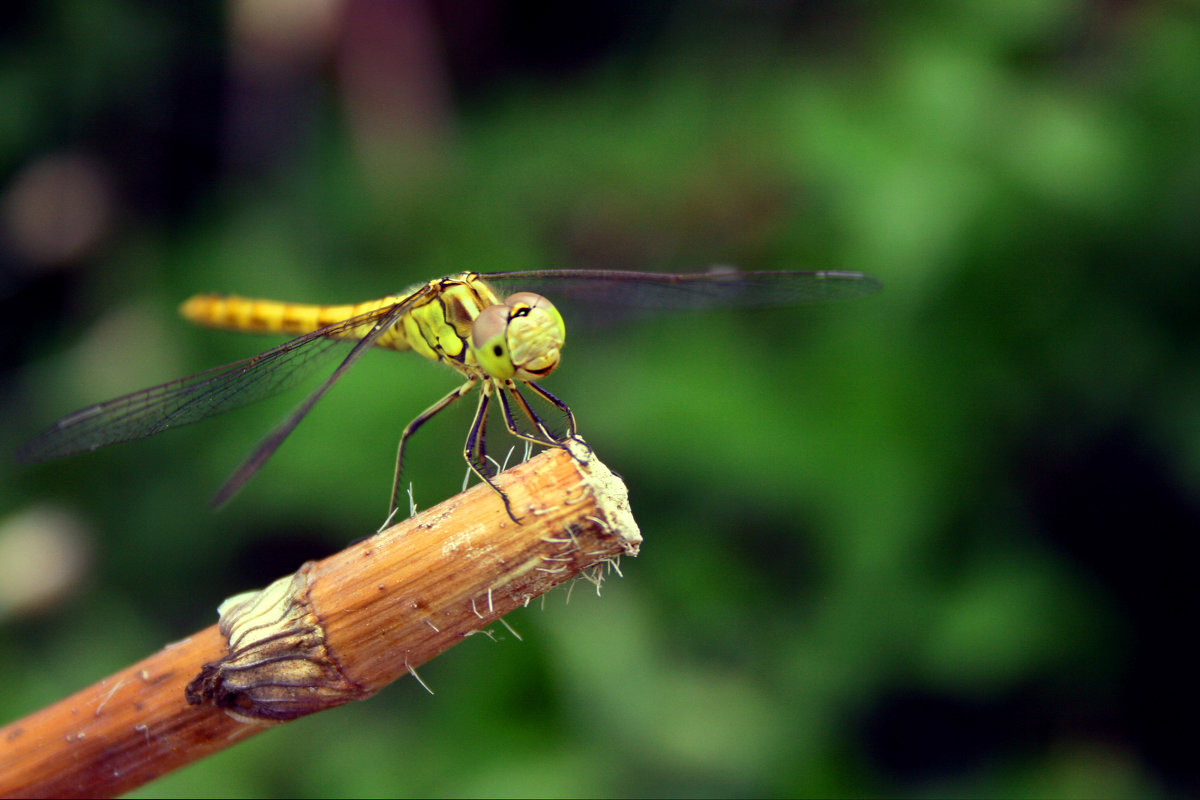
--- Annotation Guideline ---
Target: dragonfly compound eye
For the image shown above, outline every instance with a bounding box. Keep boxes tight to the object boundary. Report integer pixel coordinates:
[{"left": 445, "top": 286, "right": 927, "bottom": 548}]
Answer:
[
  {"left": 504, "top": 293, "right": 565, "bottom": 380},
  {"left": 471, "top": 304, "right": 516, "bottom": 379},
  {"left": 471, "top": 294, "right": 565, "bottom": 381}
]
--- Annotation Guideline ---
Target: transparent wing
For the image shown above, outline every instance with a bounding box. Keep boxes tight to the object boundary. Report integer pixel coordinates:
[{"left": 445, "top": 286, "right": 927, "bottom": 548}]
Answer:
[
  {"left": 17, "top": 293, "right": 425, "bottom": 464},
  {"left": 209, "top": 298, "right": 416, "bottom": 507},
  {"left": 481, "top": 268, "right": 881, "bottom": 325}
]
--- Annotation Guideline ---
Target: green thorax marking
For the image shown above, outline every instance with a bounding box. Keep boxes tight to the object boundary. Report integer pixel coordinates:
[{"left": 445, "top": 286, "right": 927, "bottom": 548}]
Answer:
[{"left": 397, "top": 273, "right": 501, "bottom": 376}]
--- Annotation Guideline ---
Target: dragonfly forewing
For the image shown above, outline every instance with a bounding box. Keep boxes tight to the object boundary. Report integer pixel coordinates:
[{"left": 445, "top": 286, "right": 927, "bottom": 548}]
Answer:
[
  {"left": 208, "top": 298, "right": 418, "bottom": 508},
  {"left": 16, "top": 299, "right": 418, "bottom": 464},
  {"left": 481, "top": 269, "right": 881, "bottom": 326}
]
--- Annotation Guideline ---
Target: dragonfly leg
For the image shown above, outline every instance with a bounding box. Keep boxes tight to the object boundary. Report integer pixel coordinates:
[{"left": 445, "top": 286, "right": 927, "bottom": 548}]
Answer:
[
  {"left": 466, "top": 383, "right": 493, "bottom": 477},
  {"left": 388, "top": 377, "right": 477, "bottom": 522},
  {"left": 524, "top": 380, "right": 590, "bottom": 462},
  {"left": 524, "top": 381, "right": 579, "bottom": 439},
  {"left": 464, "top": 383, "right": 519, "bottom": 522},
  {"left": 498, "top": 382, "right": 560, "bottom": 448},
  {"left": 495, "top": 381, "right": 590, "bottom": 466}
]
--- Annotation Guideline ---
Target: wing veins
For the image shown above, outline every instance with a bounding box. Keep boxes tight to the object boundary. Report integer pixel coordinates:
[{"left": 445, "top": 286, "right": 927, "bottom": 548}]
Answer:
[
  {"left": 210, "top": 297, "right": 420, "bottom": 507},
  {"left": 480, "top": 269, "right": 881, "bottom": 317},
  {"left": 18, "top": 297, "right": 418, "bottom": 464}
]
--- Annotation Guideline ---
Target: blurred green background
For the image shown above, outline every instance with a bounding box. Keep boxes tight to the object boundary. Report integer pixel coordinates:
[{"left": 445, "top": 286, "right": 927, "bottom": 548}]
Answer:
[{"left": 2, "top": 1, "right": 1199, "bottom": 797}]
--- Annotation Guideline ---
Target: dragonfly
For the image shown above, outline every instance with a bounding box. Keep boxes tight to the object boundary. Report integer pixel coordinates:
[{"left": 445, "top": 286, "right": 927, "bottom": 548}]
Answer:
[{"left": 18, "top": 269, "right": 881, "bottom": 521}]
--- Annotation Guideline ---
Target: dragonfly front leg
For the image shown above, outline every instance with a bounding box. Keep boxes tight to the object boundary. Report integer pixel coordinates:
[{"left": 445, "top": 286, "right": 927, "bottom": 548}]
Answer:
[
  {"left": 388, "top": 377, "right": 477, "bottom": 523},
  {"left": 502, "top": 380, "right": 590, "bottom": 464},
  {"left": 498, "top": 382, "right": 559, "bottom": 448},
  {"left": 525, "top": 380, "right": 582, "bottom": 442}
]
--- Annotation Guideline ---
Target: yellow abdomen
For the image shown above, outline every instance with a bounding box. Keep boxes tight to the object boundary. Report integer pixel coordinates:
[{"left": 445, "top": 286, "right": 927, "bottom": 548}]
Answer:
[{"left": 179, "top": 294, "right": 414, "bottom": 352}]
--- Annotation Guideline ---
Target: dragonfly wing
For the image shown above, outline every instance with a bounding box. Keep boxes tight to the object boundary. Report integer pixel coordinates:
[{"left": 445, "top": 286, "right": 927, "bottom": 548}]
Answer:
[
  {"left": 210, "top": 300, "right": 415, "bottom": 507},
  {"left": 481, "top": 269, "right": 881, "bottom": 326},
  {"left": 17, "top": 297, "right": 422, "bottom": 465}
]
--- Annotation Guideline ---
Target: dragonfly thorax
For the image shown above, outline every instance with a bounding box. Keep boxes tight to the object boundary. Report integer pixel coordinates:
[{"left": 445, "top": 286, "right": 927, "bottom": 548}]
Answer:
[{"left": 470, "top": 292, "right": 565, "bottom": 381}]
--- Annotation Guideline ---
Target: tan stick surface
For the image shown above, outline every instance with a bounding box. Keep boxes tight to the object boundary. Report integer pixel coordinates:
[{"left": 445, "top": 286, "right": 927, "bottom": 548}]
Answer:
[{"left": 0, "top": 445, "right": 639, "bottom": 798}]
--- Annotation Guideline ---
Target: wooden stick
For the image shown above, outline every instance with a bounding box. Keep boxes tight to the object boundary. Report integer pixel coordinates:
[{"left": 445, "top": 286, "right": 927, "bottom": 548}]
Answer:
[{"left": 0, "top": 443, "right": 639, "bottom": 798}]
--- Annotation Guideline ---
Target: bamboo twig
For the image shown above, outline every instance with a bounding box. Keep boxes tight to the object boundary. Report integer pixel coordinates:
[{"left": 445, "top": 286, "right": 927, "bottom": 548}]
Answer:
[{"left": 0, "top": 443, "right": 639, "bottom": 798}]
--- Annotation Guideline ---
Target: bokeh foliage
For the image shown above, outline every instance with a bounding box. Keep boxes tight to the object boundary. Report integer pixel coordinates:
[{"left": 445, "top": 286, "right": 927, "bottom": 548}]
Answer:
[{"left": 2, "top": 1, "right": 1198, "bottom": 797}]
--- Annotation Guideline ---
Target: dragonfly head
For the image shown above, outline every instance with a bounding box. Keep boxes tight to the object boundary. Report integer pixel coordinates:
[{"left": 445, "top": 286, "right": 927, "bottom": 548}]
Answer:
[{"left": 471, "top": 292, "right": 565, "bottom": 381}]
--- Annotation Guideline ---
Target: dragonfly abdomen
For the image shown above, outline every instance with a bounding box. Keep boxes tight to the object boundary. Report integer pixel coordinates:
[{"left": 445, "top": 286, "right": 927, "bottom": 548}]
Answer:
[{"left": 179, "top": 294, "right": 412, "bottom": 351}]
